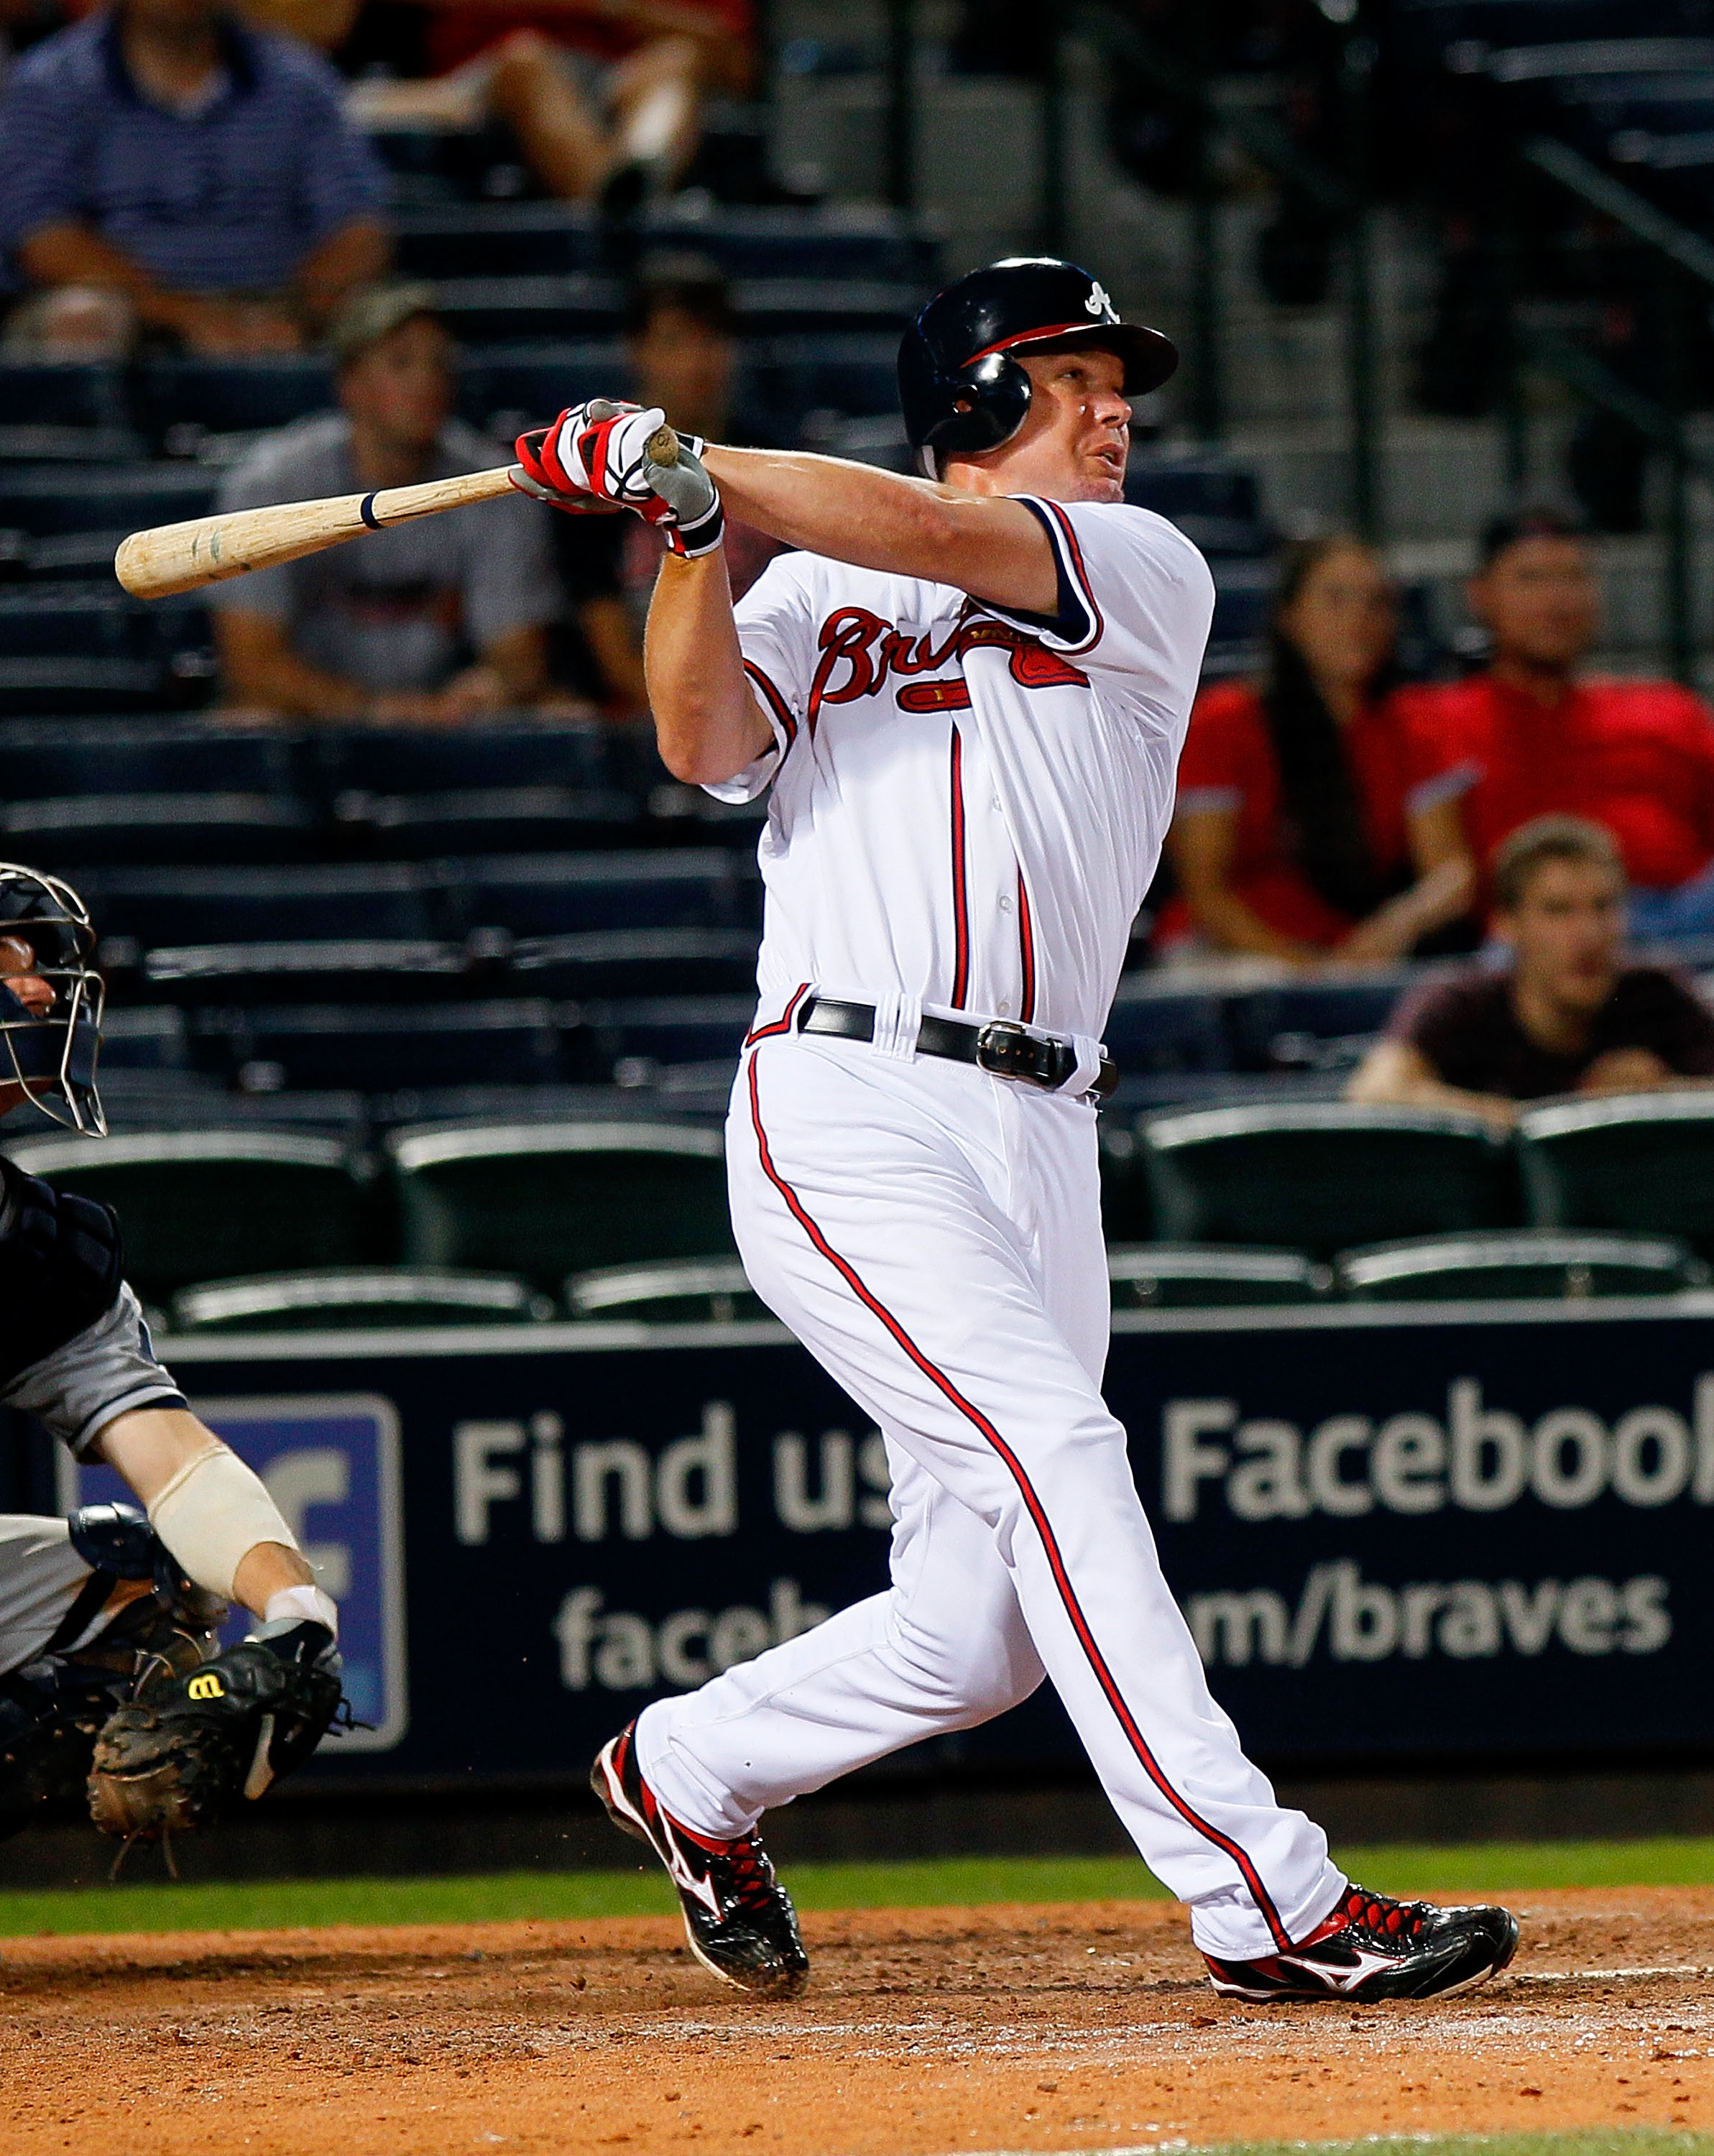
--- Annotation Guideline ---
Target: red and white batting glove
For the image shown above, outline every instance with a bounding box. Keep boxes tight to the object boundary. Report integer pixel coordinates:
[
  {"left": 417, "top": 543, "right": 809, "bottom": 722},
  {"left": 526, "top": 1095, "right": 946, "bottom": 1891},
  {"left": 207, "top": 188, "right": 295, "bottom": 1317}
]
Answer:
[{"left": 512, "top": 400, "right": 723, "bottom": 557}]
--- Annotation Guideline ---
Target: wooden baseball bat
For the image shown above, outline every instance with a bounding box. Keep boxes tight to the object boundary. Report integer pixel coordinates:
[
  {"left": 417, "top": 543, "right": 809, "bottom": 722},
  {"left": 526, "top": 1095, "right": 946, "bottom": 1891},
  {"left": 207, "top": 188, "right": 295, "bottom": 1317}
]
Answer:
[{"left": 113, "top": 412, "right": 683, "bottom": 599}]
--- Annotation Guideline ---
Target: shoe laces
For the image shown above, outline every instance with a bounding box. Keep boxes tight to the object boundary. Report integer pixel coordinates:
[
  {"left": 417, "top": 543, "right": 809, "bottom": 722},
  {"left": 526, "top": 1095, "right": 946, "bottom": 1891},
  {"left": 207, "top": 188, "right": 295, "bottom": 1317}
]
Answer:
[
  {"left": 711, "top": 1834, "right": 778, "bottom": 1914},
  {"left": 1337, "top": 1883, "right": 1427, "bottom": 1944}
]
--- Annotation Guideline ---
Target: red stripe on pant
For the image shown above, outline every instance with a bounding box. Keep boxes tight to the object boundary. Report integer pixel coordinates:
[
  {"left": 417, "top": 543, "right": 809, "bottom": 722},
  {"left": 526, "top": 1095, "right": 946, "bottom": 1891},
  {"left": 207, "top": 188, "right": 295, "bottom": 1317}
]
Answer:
[{"left": 744, "top": 1051, "right": 1290, "bottom": 1951}]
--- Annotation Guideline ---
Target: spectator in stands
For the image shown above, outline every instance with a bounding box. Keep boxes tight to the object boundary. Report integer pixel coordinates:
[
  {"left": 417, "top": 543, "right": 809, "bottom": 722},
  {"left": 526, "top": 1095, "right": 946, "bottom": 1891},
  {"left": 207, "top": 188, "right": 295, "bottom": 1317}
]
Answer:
[
  {"left": 257, "top": 0, "right": 753, "bottom": 212},
  {"left": 211, "top": 283, "right": 560, "bottom": 722},
  {"left": 1347, "top": 816, "right": 1714, "bottom": 1130},
  {"left": 0, "top": 0, "right": 389, "bottom": 356},
  {"left": 1399, "top": 508, "right": 1714, "bottom": 941},
  {"left": 553, "top": 253, "right": 783, "bottom": 714},
  {"left": 1162, "top": 535, "right": 1475, "bottom": 967}
]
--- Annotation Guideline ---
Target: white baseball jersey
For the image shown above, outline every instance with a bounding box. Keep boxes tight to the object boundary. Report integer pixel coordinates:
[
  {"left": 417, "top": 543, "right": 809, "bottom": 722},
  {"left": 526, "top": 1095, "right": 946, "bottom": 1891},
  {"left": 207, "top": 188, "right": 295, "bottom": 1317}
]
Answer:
[
  {"left": 711, "top": 497, "right": 1214, "bottom": 1039},
  {"left": 639, "top": 487, "right": 1343, "bottom": 1964}
]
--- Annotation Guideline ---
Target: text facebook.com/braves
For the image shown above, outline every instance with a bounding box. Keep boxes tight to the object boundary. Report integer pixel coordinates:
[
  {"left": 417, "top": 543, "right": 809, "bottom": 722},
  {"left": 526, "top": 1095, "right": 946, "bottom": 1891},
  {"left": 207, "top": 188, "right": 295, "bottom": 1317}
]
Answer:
[{"left": 452, "top": 1377, "right": 1711, "bottom": 1691}]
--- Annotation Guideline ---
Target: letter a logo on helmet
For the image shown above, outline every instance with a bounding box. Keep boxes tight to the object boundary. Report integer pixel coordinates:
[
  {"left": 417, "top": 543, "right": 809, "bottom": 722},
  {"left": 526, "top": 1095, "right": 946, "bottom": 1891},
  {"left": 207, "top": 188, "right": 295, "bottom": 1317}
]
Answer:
[{"left": 898, "top": 257, "right": 1176, "bottom": 477}]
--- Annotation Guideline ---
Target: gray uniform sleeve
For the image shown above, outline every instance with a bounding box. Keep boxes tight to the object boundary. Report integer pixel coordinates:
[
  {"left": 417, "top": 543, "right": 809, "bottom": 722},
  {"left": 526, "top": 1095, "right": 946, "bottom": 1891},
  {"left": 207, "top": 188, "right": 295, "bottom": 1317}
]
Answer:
[
  {"left": 1, "top": 1283, "right": 187, "bottom": 1459},
  {"left": 461, "top": 487, "right": 561, "bottom": 650}
]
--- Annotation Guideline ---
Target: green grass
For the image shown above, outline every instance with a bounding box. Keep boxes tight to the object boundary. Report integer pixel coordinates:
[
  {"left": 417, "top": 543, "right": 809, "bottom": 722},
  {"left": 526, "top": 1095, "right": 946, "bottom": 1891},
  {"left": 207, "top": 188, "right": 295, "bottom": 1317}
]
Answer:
[
  {"left": 1178, "top": 2141, "right": 1714, "bottom": 2156},
  {"left": 1, "top": 1837, "right": 1712, "bottom": 1940}
]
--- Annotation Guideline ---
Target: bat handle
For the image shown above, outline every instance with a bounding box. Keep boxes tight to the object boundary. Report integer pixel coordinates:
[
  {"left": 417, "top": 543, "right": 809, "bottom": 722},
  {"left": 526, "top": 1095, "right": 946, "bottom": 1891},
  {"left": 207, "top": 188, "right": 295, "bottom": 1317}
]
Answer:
[{"left": 581, "top": 398, "right": 681, "bottom": 467}]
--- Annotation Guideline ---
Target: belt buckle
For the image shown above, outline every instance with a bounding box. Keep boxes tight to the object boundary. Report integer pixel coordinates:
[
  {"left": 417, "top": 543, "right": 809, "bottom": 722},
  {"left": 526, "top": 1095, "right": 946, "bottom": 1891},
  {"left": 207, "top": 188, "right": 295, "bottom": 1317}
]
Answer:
[{"left": 976, "top": 1019, "right": 1061, "bottom": 1089}]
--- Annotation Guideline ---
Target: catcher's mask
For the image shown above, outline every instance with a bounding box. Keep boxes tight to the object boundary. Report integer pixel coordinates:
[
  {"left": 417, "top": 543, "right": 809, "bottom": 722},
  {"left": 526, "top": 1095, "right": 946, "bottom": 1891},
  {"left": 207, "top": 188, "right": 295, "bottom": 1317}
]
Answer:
[{"left": 0, "top": 863, "right": 104, "bottom": 1135}]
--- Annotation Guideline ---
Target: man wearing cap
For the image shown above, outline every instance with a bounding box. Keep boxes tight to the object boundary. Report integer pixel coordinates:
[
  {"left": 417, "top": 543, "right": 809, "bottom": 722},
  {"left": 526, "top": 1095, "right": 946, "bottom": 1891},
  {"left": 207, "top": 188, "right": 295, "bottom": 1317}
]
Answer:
[
  {"left": 514, "top": 257, "right": 1521, "bottom": 2007},
  {"left": 211, "top": 284, "right": 561, "bottom": 721}
]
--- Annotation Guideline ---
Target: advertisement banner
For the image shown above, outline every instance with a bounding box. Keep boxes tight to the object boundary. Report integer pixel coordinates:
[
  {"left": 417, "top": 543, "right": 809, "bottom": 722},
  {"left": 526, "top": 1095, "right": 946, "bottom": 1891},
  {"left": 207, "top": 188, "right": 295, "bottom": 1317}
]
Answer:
[{"left": 91, "top": 1296, "right": 1714, "bottom": 1784}]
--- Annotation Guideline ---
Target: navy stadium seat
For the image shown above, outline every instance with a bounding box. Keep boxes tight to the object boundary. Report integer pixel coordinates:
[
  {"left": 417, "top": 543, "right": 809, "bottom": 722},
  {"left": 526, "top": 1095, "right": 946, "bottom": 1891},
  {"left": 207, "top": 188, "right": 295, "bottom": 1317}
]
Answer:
[
  {"left": 193, "top": 998, "right": 569, "bottom": 1091},
  {"left": 510, "top": 926, "right": 760, "bottom": 998},
  {"left": 0, "top": 720, "right": 298, "bottom": 799},
  {"left": 0, "top": 660, "right": 165, "bottom": 715},
  {"left": 99, "top": 1005, "right": 191, "bottom": 1071},
  {"left": 579, "top": 995, "right": 755, "bottom": 1083},
  {"left": 318, "top": 723, "right": 617, "bottom": 797},
  {"left": 453, "top": 849, "right": 760, "bottom": 935},
  {"left": 1227, "top": 975, "right": 1411, "bottom": 1074},
  {"left": 1101, "top": 980, "right": 1232, "bottom": 1074},
  {"left": 143, "top": 938, "right": 472, "bottom": 1004},
  {"left": 75, "top": 862, "right": 439, "bottom": 954},
  {"left": 395, "top": 204, "right": 600, "bottom": 280},
  {"left": 0, "top": 426, "right": 142, "bottom": 465},
  {"left": 1125, "top": 455, "right": 1272, "bottom": 557},
  {"left": 3, "top": 791, "right": 319, "bottom": 867},
  {"left": 137, "top": 358, "right": 335, "bottom": 449},
  {"left": 0, "top": 466, "right": 216, "bottom": 538},
  {"left": 430, "top": 275, "right": 622, "bottom": 341},
  {"left": 457, "top": 341, "right": 629, "bottom": 435},
  {"left": 0, "top": 362, "right": 129, "bottom": 432}
]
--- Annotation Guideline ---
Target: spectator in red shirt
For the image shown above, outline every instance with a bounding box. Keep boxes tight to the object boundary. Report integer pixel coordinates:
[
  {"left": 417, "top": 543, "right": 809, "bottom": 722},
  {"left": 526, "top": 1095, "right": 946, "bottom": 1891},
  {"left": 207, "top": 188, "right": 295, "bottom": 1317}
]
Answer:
[
  {"left": 1394, "top": 507, "right": 1714, "bottom": 942},
  {"left": 1347, "top": 814, "right": 1714, "bottom": 1129},
  {"left": 288, "top": 0, "right": 755, "bottom": 211},
  {"left": 1163, "top": 535, "right": 1475, "bottom": 966}
]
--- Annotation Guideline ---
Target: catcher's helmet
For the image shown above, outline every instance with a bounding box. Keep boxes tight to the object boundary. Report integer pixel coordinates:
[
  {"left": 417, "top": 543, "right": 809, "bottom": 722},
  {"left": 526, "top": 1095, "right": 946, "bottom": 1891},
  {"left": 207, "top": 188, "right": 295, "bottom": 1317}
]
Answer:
[
  {"left": 0, "top": 863, "right": 104, "bottom": 1134},
  {"left": 898, "top": 257, "right": 1178, "bottom": 477}
]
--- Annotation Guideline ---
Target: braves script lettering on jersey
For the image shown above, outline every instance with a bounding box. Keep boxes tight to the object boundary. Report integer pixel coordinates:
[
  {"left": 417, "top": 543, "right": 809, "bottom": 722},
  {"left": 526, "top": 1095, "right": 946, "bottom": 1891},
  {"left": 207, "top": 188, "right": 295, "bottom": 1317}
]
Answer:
[{"left": 633, "top": 494, "right": 1345, "bottom": 1960}]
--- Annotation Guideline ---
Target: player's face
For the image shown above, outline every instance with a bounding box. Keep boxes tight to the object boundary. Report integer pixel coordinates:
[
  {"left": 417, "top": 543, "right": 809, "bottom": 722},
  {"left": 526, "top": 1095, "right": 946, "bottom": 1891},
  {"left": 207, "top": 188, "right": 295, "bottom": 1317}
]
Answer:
[
  {"left": 0, "top": 932, "right": 56, "bottom": 1120},
  {"left": 1500, "top": 858, "right": 1626, "bottom": 1014},
  {"left": 1468, "top": 537, "right": 1600, "bottom": 675},
  {"left": 983, "top": 347, "right": 1133, "bottom": 503}
]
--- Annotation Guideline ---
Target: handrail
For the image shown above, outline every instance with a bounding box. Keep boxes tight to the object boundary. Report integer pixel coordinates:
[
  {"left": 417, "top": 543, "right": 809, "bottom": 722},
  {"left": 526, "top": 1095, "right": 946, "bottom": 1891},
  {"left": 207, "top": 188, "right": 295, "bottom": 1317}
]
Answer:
[
  {"left": 1523, "top": 136, "right": 1714, "bottom": 296},
  {"left": 1517, "top": 323, "right": 1711, "bottom": 476}
]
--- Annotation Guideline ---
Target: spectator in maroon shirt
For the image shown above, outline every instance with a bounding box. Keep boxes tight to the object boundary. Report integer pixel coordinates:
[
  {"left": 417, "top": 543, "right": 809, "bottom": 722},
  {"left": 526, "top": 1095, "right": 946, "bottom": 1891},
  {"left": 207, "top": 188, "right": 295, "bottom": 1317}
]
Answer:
[{"left": 1347, "top": 814, "right": 1714, "bottom": 1130}]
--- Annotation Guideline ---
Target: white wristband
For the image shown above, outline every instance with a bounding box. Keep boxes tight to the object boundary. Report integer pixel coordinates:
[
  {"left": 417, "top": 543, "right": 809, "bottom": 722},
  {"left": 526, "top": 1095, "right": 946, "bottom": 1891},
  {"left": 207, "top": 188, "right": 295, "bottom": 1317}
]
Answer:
[{"left": 264, "top": 1584, "right": 339, "bottom": 1637}]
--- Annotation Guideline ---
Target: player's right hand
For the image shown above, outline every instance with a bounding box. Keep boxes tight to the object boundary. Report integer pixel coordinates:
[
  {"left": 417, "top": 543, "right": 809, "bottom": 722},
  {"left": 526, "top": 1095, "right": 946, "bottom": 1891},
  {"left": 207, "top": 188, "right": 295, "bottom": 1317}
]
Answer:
[{"left": 514, "top": 402, "right": 706, "bottom": 512}]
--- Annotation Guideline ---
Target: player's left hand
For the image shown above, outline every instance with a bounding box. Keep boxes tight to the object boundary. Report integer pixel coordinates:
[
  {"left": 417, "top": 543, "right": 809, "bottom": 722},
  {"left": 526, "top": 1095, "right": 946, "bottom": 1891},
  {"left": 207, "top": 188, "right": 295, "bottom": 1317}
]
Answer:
[{"left": 87, "top": 1618, "right": 346, "bottom": 1842}]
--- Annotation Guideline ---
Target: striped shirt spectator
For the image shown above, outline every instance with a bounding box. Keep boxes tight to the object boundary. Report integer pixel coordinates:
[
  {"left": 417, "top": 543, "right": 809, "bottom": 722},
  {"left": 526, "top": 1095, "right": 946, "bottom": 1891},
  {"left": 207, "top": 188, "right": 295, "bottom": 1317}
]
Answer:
[{"left": 0, "top": 3, "right": 387, "bottom": 352}]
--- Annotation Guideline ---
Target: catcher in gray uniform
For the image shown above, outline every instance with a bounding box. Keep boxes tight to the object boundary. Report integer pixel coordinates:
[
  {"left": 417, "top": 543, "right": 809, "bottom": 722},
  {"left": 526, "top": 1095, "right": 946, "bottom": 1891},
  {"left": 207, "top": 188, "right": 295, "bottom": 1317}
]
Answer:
[{"left": 0, "top": 863, "right": 344, "bottom": 1851}]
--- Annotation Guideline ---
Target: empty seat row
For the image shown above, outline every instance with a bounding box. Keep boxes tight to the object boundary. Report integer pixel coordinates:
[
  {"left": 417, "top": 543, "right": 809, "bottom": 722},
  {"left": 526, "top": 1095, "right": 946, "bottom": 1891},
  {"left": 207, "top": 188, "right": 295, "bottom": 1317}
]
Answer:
[
  {"left": 157, "top": 1225, "right": 1714, "bottom": 1335},
  {"left": 1100, "top": 1097, "right": 1714, "bottom": 1258}
]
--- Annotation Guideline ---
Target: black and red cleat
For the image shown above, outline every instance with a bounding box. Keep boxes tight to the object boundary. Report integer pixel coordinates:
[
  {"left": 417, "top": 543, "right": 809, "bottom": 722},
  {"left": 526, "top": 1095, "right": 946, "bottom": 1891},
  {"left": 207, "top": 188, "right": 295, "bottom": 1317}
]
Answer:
[
  {"left": 591, "top": 1723, "right": 809, "bottom": 1999},
  {"left": 1203, "top": 1882, "right": 1519, "bottom": 2002}
]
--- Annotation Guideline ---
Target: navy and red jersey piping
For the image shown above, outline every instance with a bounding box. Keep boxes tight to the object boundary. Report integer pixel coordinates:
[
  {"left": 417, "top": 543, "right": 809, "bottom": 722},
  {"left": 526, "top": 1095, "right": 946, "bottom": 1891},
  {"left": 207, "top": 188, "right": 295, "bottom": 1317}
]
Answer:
[
  {"left": 743, "top": 1055, "right": 1292, "bottom": 1953},
  {"left": 949, "top": 724, "right": 970, "bottom": 1010},
  {"left": 987, "top": 499, "right": 1102, "bottom": 656},
  {"left": 744, "top": 658, "right": 798, "bottom": 752},
  {"left": 1016, "top": 867, "right": 1036, "bottom": 1024},
  {"left": 744, "top": 981, "right": 811, "bottom": 1047}
]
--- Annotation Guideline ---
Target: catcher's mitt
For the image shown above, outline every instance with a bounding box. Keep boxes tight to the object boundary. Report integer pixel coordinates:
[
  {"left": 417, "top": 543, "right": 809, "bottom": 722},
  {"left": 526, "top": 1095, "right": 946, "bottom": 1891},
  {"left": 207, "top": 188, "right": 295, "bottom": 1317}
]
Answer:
[{"left": 88, "top": 1618, "right": 344, "bottom": 1843}]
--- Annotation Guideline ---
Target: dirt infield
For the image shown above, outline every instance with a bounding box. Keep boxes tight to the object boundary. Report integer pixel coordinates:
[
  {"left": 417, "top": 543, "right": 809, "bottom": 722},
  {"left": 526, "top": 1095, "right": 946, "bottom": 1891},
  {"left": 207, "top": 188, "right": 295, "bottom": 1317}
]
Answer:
[{"left": 3, "top": 1886, "right": 1714, "bottom": 2155}]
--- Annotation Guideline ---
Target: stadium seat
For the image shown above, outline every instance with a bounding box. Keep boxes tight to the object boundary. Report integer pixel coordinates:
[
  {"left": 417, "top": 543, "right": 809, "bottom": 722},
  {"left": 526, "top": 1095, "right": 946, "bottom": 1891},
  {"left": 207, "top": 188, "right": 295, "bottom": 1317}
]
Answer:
[
  {"left": 76, "top": 862, "right": 441, "bottom": 954},
  {"left": 1227, "top": 975, "right": 1412, "bottom": 1074},
  {"left": 0, "top": 466, "right": 216, "bottom": 538},
  {"left": 395, "top": 204, "right": 599, "bottom": 280},
  {"left": 458, "top": 341, "right": 629, "bottom": 436},
  {"left": 643, "top": 203, "right": 937, "bottom": 282},
  {"left": 1335, "top": 1229, "right": 1708, "bottom": 1302},
  {"left": 1141, "top": 1103, "right": 1516, "bottom": 1256},
  {"left": 0, "top": 720, "right": 299, "bottom": 799},
  {"left": 564, "top": 1255, "right": 769, "bottom": 1323},
  {"left": 430, "top": 275, "right": 622, "bottom": 341},
  {"left": 0, "top": 362, "right": 130, "bottom": 433},
  {"left": 1125, "top": 454, "right": 1272, "bottom": 557},
  {"left": 0, "top": 425, "right": 143, "bottom": 466},
  {"left": 334, "top": 783, "right": 638, "bottom": 857},
  {"left": 1107, "top": 1243, "right": 1330, "bottom": 1308},
  {"left": 454, "top": 849, "right": 760, "bottom": 936},
  {"left": 99, "top": 1005, "right": 191, "bottom": 1071},
  {"left": 6, "top": 1130, "right": 370, "bottom": 1302},
  {"left": 390, "top": 1119, "right": 734, "bottom": 1282},
  {"left": 143, "top": 938, "right": 472, "bottom": 1003},
  {"left": 0, "top": 659, "right": 166, "bottom": 715},
  {"left": 510, "top": 926, "right": 761, "bottom": 998},
  {"left": 4, "top": 792, "right": 318, "bottom": 867},
  {"left": 579, "top": 995, "right": 755, "bottom": 1083},
  {"left": 170, "top": 1267, "right": 554, "bottom": 1332},
  {"left": 1101, "top": 980, "right": 1232, "bottom": 1074},
  {"left": 1517, "top": 1094, "right": 1714, "bottom": 1253},
  {"left": 0, "top": 586, "right": 132, "bottom": 658},
  {"left": 315, "top": 722, "right": 616, "bottom": 796},
  {"left": 750, "top": 334, "right": 904, "bottom": 433},
  {"left": 1098, "top": 1122, "right": 1153, "bottom": 1241},
  {"left": 137, "top": 357, "right": 335, "bottom": 449},
  {"left": 193, "top": 1000, "right": 569, "bottom": 1092}
]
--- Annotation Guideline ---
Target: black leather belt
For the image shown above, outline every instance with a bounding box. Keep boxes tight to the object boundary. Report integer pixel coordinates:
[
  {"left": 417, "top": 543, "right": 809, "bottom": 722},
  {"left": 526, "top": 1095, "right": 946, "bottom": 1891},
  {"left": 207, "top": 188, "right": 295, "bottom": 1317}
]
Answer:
[{"left": 797, "top": 995, "right": 1118, "bottom": 1101}]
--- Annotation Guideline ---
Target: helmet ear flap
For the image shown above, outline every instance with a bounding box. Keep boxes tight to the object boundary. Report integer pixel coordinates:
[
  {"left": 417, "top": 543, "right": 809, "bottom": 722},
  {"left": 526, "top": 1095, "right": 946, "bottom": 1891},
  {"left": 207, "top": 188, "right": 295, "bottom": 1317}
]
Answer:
[{"left": 919, "top": 350, "right": 1033, "bottom": 470}]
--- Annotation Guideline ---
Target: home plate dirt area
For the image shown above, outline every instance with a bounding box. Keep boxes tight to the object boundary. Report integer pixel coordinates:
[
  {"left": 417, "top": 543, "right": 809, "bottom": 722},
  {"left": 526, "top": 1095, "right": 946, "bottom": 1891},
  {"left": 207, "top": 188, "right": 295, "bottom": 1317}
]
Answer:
[{"left": 4, "top": 1889, "right": 1714, "bottom": 2155}]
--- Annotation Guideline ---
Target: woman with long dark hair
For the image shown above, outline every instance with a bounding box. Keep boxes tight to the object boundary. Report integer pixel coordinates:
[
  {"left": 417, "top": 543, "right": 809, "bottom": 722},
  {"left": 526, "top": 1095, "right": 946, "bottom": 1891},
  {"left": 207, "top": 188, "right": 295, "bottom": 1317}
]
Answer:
[{"left": 1164, "top": 535, "right": 1474, "bottom": 965}]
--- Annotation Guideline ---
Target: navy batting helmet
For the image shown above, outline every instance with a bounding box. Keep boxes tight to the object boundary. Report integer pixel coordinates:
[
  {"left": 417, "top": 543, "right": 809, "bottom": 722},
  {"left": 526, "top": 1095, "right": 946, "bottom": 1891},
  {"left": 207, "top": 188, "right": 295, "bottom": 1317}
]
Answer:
[
  {"left": 0, "top": 864, "right": 104, "bottom": 1134},
  {"left": 898, "top": 257, "right": 1177, "bottom": 477}
]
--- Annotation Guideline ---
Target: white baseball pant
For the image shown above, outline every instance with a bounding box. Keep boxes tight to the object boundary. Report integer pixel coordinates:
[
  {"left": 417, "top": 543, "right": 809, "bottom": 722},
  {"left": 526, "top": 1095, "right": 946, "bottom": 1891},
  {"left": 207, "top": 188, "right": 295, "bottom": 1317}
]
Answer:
[{"left": 635, "top": 1026, "right": 1344, "bottom": 1960}]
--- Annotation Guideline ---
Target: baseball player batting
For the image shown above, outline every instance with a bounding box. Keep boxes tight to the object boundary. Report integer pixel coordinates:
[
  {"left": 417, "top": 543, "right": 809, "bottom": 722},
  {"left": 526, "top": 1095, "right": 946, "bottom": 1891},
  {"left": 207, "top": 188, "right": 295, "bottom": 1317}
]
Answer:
[
  {"left": 515, "top": 257, "right": 1521, "bottom": 2004},
  {"left": 0, "top": 865, "right": 344, "bottom": 1850}
]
